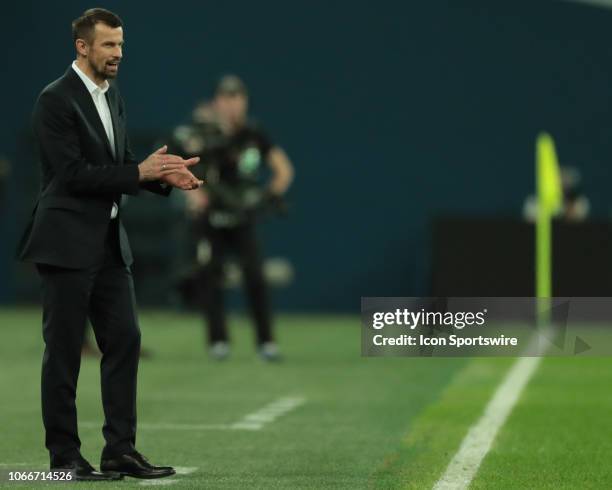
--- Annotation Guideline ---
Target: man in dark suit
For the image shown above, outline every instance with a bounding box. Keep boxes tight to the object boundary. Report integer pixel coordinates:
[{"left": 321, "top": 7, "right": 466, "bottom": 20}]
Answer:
[{"left": 16, "top": 8, "right": 202, "bottom": 481}]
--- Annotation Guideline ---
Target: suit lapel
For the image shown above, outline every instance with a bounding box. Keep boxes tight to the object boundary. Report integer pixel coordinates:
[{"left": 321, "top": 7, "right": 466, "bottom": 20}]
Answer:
[{"left": 65, "top": 67, "right": 118, "bottom": 161}]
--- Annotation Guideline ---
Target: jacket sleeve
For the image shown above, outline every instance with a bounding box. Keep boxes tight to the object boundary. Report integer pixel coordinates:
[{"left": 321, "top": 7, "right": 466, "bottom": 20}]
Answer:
[
  {"left": 120, "top": 95, "right": 171, "bottom": 197},
  {"left": 33, "top": 90, "right": 140, "bottom": 195}
]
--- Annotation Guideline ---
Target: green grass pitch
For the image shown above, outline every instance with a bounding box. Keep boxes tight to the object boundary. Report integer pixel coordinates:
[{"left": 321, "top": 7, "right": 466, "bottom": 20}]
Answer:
[{"left": 0, "top": 308, "right": 611, "bottom": 489}]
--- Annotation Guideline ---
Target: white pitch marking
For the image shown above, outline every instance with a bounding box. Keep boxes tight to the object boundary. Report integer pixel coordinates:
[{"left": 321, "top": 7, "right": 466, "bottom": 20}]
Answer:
[
  {"left": 173, "top": 466, "right": 198, "bottom": 475},
  {"left": 135, "top": 467, "right": 197, "bottom": 486},
  {"left": 230, "top": 396, "right": 306, "bottom": 430},
  {"left": 432, "top": 335, "right": 547, "bottom": 490},
  {"left": 138, "top": 478, "right": 179, "bottom": 486},
  {"left": 79, "top": 395, "right": 306, "bottom": 432},
  {"left": 79, "top": 421, "right": 229, "bottom": 430}
]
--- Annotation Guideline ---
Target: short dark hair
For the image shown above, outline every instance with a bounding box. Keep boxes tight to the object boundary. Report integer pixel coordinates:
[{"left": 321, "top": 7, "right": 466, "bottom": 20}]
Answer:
[{"left": 72, "top": 8, "right": 123, "bottom": 43}]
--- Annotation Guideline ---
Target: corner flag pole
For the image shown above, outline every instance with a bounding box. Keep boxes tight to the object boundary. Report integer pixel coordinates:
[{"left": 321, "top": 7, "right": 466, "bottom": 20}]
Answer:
[{"left": 535, "top": 132, "right": 562, "bottom": 326}]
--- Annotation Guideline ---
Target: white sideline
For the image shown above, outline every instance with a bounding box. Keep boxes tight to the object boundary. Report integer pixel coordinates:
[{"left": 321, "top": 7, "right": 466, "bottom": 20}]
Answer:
[{"left": 432, "top": 338, "right": 546, "bottom": 490}]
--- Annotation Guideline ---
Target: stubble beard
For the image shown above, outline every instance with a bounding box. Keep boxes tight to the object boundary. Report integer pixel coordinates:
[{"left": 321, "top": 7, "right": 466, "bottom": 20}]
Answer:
[{"left": 89, "top": 58, "right": 117, "bottom": 81}]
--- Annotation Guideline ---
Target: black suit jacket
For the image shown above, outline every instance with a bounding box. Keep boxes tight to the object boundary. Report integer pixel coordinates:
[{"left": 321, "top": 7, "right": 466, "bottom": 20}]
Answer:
[{"left": 17, "top": 66, "right": 170, "bottom": 269}]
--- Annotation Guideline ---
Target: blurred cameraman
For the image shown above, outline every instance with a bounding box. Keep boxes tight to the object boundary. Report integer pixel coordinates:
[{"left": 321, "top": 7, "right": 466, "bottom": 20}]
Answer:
[{"left": 178, "top": 75, "right": 294, "bottom": 361}]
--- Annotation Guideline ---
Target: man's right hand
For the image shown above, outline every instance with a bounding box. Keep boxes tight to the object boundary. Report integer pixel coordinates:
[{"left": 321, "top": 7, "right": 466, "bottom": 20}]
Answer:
[{"left": 138, "top": 145, "right": 200, "bottom": 182}]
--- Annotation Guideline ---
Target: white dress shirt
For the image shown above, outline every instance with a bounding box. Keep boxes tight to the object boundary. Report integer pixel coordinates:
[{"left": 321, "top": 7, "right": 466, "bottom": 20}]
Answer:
[{"left": 72, "top": 60, "right": 119, "bottom": 219}]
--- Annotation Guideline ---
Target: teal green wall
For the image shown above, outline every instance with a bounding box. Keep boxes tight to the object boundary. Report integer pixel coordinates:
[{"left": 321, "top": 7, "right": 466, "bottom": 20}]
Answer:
[{"left": 2, "top": 1, "right": 612, "bottom": 310}]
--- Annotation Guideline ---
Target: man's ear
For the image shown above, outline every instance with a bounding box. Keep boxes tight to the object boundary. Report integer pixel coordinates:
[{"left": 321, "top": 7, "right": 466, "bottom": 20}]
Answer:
[{"left": 75, "top": 38, "right": 89, "bottom": 57}]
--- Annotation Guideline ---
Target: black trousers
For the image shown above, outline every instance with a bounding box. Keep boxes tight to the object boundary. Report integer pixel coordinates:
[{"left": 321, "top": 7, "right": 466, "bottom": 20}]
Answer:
[
  {"left": 202, "top": 221, "right": 273, "bottom": 345},
  {"left": 36, "top": 219, "right": 141, "bottom": 461}
]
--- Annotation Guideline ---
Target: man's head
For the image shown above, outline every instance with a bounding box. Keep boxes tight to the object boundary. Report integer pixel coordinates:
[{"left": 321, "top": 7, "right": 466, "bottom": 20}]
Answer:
[
  {"left": 72, "top": 8, "right": 123, "bottom": 82},
  {"left": 213, "top": 75, "right": 249, "bottom": 131}
]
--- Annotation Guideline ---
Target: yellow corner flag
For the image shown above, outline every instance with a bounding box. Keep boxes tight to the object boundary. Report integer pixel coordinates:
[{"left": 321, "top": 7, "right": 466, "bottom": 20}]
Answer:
[
  {"left": 535, "top": 132, "right": 563, "bottom": 324},
  {"left": 536, "top": 132, "right": 563, "bottom": 215}
]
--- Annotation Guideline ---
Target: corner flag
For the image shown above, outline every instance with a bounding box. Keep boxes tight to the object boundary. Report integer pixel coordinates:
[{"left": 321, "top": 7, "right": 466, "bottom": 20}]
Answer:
[{"left": 535, "top": 132, "right": 563, "bottom": 325}]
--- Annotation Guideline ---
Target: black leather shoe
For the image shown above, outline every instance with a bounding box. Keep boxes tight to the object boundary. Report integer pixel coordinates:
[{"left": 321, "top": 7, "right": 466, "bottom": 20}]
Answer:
[
  {"left": 51, "top": 456, "right": 123, "bottom": 481},
  {"left": 100, "top": 451, "right": 175, "bottom": 479}
]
